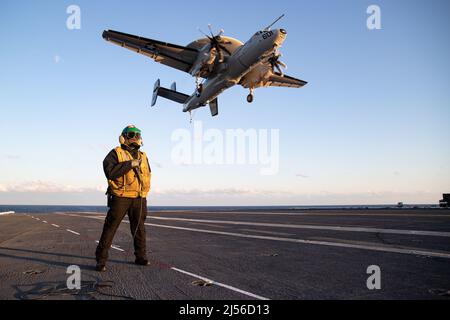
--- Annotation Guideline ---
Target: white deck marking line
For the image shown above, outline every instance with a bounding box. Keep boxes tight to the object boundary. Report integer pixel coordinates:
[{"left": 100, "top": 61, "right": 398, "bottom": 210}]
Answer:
[
  {"left": 59, "top": 213, "right": 450, "bottom": 259},
  {"left": 56, "top": 214, "right": 271, "bottom": 299},
  {"left": 92, "top": 239, "right": 266, "bottom": 298},
  {"left": 303, "top": 214, "right": 450, "bottom": 218},
  {"left": 66, "top": 229, "right": 80, "bottom": 235},
  {"left": 111, "top": 245, "right": 124, "bottom": 252},
  {"left": 55, "top": 211, "right": 450, "bottom": 218},
  {"left": 51, "top": 224, "right": 60, "bottom": 228},
  {"left": 150, "top": 216, "right": 450, "bottom": 238},
  {"left": 145, "top": 223, "right": 450, "bottom": 259},
  {"left": 239, "top": 228, "right": 295, "bottom": 237},
  {"left": 94, "top": 240, "right": 124, "bottom": 252},
  {"left": 148, "top": 211, "right": 450, "bottom": 218},
  {"left": 170, "top": 267, "right": 269, "bottom": 300}
]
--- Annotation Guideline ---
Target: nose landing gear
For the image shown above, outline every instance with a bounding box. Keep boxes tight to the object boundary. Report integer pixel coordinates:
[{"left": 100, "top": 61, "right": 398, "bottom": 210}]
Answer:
[{"left": 247, "top": 88, "right": 254, "bottom": 103}]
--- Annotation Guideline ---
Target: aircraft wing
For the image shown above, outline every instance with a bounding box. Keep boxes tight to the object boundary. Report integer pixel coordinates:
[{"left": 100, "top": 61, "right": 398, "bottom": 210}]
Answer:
[
  {"left": 266, "top": 73, "right": 308, "bottom": 88},
  {"left": 102, "top": 30, "right": 199, "bottom": 74}
]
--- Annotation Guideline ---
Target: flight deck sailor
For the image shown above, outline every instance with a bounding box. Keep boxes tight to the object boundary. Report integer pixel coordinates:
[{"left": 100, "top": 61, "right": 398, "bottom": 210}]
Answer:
[{"left": 95, "top": 125, "right": 151, "bottom": 272}]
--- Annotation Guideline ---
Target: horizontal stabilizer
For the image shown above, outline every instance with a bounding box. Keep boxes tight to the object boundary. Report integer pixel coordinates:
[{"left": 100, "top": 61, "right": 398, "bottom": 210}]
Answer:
[{"left": 151, "top": 79, "right": 190, "bottom": 107}]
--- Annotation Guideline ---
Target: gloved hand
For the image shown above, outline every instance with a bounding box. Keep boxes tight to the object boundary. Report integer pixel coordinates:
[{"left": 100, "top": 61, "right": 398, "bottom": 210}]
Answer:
[{"left": 131, "top": 159, "right": 141, "bottom": 168}]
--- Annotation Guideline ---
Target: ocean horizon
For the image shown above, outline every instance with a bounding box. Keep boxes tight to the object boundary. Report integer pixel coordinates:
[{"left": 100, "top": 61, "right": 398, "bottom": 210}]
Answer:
[{"left": 0, "top": 204, "right": 442, "bottom": 214}]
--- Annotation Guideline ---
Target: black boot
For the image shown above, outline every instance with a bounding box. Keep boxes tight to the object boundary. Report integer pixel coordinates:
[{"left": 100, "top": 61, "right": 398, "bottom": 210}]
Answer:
[
  {"left": 135, "top": 258, "right": 149, "bottom": 266},
  {"left": 95, "top": 263, "right": 106, "bottom": 272}
]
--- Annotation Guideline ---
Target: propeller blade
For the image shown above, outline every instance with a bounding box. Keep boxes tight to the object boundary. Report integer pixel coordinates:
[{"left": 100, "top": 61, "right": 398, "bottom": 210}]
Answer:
[
  {"left": 278, "top": 60, "right": 287, "bottom": 70},
  {"left": 199, "top": 24, "right": 230, "bottom": 63},
  {"left": 198, "top": 27, "right": 209, "bottom": 38},
  {"left": 217, "top": 43, "right": 232, "bottom": 56},
  {"left": 217, "top": 49, "right": 224, "bottom": 63},
  {"left": 274, "top": 63, "right": 284, "bottom": 76},
  {"left": 208, "top": 24, "right": 214, "bottom": 37},
  {"left": 268, "top": 51, "right": 287, "bottom": 75}
]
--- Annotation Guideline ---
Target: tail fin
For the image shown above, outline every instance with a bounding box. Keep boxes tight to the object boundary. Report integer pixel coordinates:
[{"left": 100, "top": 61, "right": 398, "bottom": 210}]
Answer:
[
  {"left": 151, "top": 79, "right": 189, "bottom": 107},
  {"left": 151, "top": 79, "right": 161, "bottom": 107}
]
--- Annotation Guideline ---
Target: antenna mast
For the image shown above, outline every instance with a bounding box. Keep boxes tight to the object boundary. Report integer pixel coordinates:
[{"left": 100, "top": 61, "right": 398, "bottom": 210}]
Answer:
[{"left": 264, "top": 14, "right": 285, "bottom": 31}]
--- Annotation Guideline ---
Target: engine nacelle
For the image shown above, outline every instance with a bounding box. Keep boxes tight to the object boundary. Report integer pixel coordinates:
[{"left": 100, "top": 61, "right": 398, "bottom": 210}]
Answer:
[
  {"left": 239, "top": 63, "right": 272, "bottom": 89},
  {"left": 189, "top": 45, "right": 218, "bottom": 78}
]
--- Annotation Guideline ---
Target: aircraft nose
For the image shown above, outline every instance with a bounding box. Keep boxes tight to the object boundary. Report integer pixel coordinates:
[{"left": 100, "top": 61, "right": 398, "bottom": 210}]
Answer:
[{"left": 274, "top": 29, "right": 287, "bottom": 46}]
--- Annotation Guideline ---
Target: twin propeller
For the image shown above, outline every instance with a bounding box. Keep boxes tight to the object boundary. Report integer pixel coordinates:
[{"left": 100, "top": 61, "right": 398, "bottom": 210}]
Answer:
[
  {"left": 198, "top": 24, "right": 232, "bottom": 63},
  {"left": 198, "top": 15, "right": 288, "bottom": 74}
]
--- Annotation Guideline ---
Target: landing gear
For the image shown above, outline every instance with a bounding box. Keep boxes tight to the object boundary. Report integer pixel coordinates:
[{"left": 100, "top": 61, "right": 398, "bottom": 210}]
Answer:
[
  {"left": 247, "top": 88, "right": 254, "bottom": 103},
  {"left": 196, "top": 83, "right": 203, "bottom": 97},
  {"left": 195, "top": 77, "right": 203, "bottom": 97}
]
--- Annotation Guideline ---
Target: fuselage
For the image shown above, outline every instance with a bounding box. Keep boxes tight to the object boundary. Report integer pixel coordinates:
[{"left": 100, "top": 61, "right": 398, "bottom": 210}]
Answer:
[{"left": 183, "top": 29, "right": 287, "bottom": 112}]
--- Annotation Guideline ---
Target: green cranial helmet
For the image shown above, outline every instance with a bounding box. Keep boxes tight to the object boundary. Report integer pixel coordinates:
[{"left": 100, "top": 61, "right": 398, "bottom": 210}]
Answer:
[
  {"left": 122, "top": 125, "right": 141, "bottom": 135},
  {"left": 120, "top": 125, "right": 143, "bottom": 147}
]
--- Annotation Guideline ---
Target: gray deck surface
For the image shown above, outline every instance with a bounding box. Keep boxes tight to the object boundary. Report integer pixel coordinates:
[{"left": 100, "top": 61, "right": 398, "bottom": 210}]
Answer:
[{"left": 1, "top": 209, "right": 449, "bottom": 300}]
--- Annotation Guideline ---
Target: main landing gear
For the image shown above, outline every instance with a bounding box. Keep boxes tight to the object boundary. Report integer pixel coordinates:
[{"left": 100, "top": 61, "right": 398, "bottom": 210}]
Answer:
[
  {"left": 247, "top": 88, "right": 254, "bottom": 103},
  {"left": 195, "top": 77, "right": 203, "bottom": 97}
]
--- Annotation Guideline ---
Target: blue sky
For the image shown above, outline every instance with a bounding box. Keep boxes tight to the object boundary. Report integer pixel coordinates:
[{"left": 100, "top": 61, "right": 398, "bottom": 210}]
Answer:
[{"left": 0, "top": 0, "right": 449, "bottom": 205}]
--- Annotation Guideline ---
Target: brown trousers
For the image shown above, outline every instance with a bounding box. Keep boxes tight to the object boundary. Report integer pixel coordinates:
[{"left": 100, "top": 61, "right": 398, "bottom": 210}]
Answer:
[{"left": 95, "top": 196, "right": 147, "bottom": 264}]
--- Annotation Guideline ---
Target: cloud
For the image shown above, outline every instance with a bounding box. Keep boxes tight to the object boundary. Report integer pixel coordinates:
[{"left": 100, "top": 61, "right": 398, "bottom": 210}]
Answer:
[
  {"left": 3, "top": 154, "right": 21, "bottom": 160},
  {"left": 148, "top": 188, "right": 441, "bottom": 206},
  {"left": 296, "top": 173, "right": 309, "bottom": 178},
  {"left": 151, "top": 187, "right": 278, "bottom": 197},
  {"left": 54, "top": 55, "right": 61, "bottom": 64},
  {"left": 0, "top": 181, "right": 104, "bottom": 193},
  {"left": 0, "top": 182, "right": 442, "bottom": 206}
]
